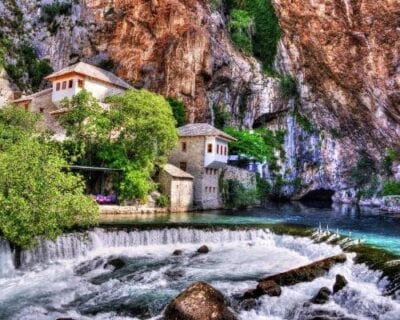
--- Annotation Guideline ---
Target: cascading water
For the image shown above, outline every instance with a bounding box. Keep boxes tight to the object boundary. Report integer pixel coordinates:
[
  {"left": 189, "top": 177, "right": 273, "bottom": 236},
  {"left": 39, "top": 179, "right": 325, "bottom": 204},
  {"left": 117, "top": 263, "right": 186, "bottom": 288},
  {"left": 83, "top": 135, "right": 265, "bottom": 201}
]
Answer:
[
  {"left": 0, "top": 237, "right": 14, "bottom": 277},
  {"left": 0, "top": 227, "right": 399, "bottom": 320}
]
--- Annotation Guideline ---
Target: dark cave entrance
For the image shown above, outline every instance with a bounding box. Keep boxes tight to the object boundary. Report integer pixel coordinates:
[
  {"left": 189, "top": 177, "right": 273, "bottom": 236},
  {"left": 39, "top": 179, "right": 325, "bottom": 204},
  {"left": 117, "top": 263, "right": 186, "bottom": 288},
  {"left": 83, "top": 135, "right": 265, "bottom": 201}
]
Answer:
[{"left": 300, "top": 189, "right": 335, "bottom": 206}]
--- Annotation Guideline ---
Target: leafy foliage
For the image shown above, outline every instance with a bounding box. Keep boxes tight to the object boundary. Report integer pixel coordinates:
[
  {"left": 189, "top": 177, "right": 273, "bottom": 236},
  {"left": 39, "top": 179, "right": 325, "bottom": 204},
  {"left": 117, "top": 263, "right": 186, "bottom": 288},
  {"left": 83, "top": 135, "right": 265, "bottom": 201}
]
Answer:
[
  {"left": 156, "top": 194, "right": 170, "bottom": 208},
  {"left": 382, "top": 148, "right": 400, "bottom": 177},
  {"left": 225, "top": 0, "right": 281, "bottom": 68},
  {"left": 351, "top": 150, "right": 376, "bottom": 187},
  {"left": 5, "top": 44, "right": 53, "bottom": 91},
  {"left": 60, "top": 89, "right": 178, "bottom": 202},
  {"left": 279, "top": 74, "right": 298, "bottom": 99},
  {"left": 0, "top": 106, "right": 98, "bottom": 249},
  {"left": 167, "top": 97, "right": 186, "bottom": 127},
  {"left": 41, "top": 1, "right": 72, "bottom": 24},
  {"left": 213, "top": 104, "right": 231, "bottom": 129},
  {"left": 383, "top": 180, "right": 400, "bottom": 196},
  {"left": 220, "top": 178, "right": 258, "bottom": 209},
  {"left": 229, "top": 9, "right": 254, "bottom": 53}
]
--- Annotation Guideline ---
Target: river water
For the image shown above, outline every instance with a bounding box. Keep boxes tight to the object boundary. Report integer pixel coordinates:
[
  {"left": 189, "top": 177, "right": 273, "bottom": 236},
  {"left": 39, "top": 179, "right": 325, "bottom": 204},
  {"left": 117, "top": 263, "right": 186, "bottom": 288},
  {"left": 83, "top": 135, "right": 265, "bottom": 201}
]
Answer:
[{"left": 0, "top": 203, "right": 399, "bottom": 320}]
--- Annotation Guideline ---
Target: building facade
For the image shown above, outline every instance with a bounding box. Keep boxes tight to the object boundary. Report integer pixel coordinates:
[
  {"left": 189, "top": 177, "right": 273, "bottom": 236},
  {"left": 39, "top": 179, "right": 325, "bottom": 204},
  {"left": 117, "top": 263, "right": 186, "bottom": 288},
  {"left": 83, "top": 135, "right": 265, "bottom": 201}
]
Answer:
[
  {"left": 168, "top": 123, "right": 235, "bottom": 210},
  {"left": 159, "top": 164, "right": 194, "bottom": 212}
]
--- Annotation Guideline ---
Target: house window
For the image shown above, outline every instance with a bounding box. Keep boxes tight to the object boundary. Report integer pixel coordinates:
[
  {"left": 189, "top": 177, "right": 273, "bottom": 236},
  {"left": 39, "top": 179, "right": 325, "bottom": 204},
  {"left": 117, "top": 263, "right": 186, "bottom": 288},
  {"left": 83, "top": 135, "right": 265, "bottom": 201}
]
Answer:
[
  {"left": 182, "top": 142, "right": 187, "bottom": 152},
  {"left": 217, "top": 144, "right": 219, "bottom": 154},
  {"left": 207, "top": 143, "right": 213, "bottom": 153},
  {"left": 214, "top": 169, "right": 217, "bottom": 175},
  {"left": 56, "top": 83, "right": 61, "bottom": 91},
  {"left": 225, "top": 146, "right": 227, "bottom": 155},
  {"left": 62, "top": 81, "right": 67, "bottom": 90},
  {"left": 68, "top": 79, "right": 73, "bottom": 88},
  {"left": 205, "top": 186, "right": 208, "bottom": 192},
  {"left": 180, "top": 162, "right": 187, "bottom": 172},
  {"left": 213, "top": 187, "right": 216, "bottom": 193},
  {"left": 39, "top": 108, "right": 44, "bottom": 113},
  {"left": 78, "top": 79, "right": 84, "bottom": 88}
]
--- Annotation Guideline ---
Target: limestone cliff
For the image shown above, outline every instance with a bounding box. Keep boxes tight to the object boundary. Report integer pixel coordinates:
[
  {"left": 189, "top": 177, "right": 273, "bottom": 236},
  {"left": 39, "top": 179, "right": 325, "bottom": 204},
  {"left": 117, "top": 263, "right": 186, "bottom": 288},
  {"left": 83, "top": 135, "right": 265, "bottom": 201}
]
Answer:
[{"left": 0, "top": 0, "right": 399, "bottom": 199}]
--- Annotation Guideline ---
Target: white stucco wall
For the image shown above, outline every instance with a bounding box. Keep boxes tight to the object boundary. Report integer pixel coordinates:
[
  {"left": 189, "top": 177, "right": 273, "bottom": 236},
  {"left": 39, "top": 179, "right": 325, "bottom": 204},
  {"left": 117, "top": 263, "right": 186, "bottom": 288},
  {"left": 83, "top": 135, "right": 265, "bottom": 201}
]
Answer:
[
  {"left": 84, "top": 78, "right": 125, "bottom": 101},
  {"left": 51, "top": 76, "right": 126, "bottom": 104},
  {"left": 204, "top": 137, "right": 229, "bottom": 168}
]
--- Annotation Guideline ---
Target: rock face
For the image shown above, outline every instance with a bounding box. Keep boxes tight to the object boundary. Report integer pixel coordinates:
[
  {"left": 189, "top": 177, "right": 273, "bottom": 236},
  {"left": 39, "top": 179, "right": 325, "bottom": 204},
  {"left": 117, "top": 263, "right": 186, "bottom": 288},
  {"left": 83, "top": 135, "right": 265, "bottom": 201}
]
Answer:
[
  {"left": 165, "top": 282, "right": 237, "bottom": 320},
  {"left": 258, "top": 254, "right": 347, "bottom": 287},
  {"left": 310, "top": 287, "right": 331, "bottom": 305},
  {"left": 333, "top": 274, "right": 348, "bottom": 293},
  {"left": 1, "top": 0, "right": 399, "bottom": 199}
]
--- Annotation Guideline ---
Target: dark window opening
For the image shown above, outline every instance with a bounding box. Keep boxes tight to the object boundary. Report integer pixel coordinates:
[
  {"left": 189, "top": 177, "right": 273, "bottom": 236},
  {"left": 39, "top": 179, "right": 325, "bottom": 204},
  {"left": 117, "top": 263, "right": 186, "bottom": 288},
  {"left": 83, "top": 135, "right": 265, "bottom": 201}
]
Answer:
[
  {"left": 56, "top": 83, "right": 61, "bottom": 91},
  {"left": 207, "top": 143, "right": 213, "bottom": 153},
  {"left": 180, "top": 162, "right": 187, "bottom": 172},
  {"left": 69, "top": 80, "right": 73, "bottom": 88},
  {"left": 78, "top": 79, "right": 84, "bottom": 88},
  {"left": 182, "top": 142, "right": 187, "bottom": 152},
  {"left": 62, "top": 81, "right": 67, "bottom": 90}
]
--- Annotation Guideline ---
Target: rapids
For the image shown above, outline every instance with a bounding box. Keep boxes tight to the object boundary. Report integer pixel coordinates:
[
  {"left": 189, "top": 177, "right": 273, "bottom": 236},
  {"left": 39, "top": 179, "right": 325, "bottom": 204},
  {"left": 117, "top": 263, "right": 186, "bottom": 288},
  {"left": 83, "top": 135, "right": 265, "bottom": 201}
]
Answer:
[{"left": 0, "top": 227, "right": 399, "bottom": 320}]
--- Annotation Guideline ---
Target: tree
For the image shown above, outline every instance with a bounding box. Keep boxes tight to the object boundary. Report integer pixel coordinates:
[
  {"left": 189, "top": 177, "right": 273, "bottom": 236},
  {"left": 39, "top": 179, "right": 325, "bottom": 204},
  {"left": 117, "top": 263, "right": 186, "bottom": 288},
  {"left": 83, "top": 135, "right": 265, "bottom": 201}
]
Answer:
[
  {"left": 0, "top": 106, "right": 98, "bottom": 249},
  {"left": 60, "top": 89, "right": 178, "bottom": 201},
  {"left": 167, "top": 97, "right": 186, "bottom": 127}
]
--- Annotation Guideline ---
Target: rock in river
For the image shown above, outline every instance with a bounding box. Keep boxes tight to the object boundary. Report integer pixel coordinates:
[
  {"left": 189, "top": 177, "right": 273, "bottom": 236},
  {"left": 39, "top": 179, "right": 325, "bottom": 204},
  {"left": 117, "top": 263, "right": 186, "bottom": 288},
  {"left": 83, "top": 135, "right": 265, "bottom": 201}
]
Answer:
[
  {"left": 258, "top": 254, "right": 347, "bottom": 287},
  {"left": 310, "top": 287, "right": 331, "bottom": 304},
  {"left": 197, "top": 245, "right": 210, "bottom": 254},
  {"left": 333, "top": 274, "right": 348, "bottom": 293},
  {"left": 164, "top": 282, "right": 238, "bottom": 320}
]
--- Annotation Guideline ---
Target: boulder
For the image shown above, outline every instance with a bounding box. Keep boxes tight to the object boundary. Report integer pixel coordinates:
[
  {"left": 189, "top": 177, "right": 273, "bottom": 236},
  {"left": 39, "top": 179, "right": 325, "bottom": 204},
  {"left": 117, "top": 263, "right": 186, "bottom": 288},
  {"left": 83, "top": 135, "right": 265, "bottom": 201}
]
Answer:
[
  {"left": 173, "top": 249, "right": 183, "bottom": 256},
  {"left": 239, "top": 298, "right": 257, "bottom": 311},
  {"left": 242, "top": 280, "right": 282, "bottom": 299},
  {"left": 197, "top": 245, "right": 210, "bottom": 254},
  {"left": 333, "top": 274, "right": 348, "bottom": 293},
  {"left": 257, "top": 254, "right": 347, "bottom": 287},
  {"left": 104, "top": 257, "right": 126, "bottom": 271},
  {"left": 164, "top": 282, "right": 238, "bottom": 320},
  {"left": 310, "top": 287, "right": 331, "bottom": 304}
]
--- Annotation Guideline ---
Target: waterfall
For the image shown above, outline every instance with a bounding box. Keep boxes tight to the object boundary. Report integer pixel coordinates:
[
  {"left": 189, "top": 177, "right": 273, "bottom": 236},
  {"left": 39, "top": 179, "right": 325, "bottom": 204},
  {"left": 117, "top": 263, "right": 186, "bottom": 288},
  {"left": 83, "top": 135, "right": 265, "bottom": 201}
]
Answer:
[
  {"left": 0, "top": 228, "right": 272, "bottom": 273},
  {"left": 0, "top": 237, "right": 15, "bottom": 277}
]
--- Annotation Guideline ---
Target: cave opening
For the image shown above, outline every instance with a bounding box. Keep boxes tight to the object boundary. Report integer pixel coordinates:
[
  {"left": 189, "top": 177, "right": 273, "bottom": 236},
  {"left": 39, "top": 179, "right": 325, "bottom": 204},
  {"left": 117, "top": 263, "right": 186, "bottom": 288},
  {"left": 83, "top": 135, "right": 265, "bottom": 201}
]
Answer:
[{"left": 300, "top": 189, "right": 335, "bottom": 206}]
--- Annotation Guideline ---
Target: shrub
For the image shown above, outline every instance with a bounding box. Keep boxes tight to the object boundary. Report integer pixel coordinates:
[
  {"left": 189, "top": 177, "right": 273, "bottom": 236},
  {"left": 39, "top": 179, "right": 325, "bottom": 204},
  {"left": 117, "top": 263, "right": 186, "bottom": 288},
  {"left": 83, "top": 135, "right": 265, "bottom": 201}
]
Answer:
[
  {"left": 41, "top": 1, "right": 72, "bottom": 24},
  {"left": 279, "top": 74, "right": 298, "bottom": 99},
  {"left": 221, "top": 179, "right": 258, "bottom": 209},
  {"left": 226, "top": 0, "right": 281, "bottom": 68},
  {"left": 229, "top": 9, "right": 254, "bottom": 53},
  {"left": 156, "top": 194, "right": 170, "bottom": 208},
  {"left": 383, "top": 180, "right": 400, "bottom": 196},
  {"left": 167, "top": 97, "right": 187, "bottom": 127},
  {"left": 97, "top": 59, "right": 115, "bottom": 71},
  {"left": 382, "top": 148, "right": 400, "bottom": 177},
  {"left": 213, "top": 104, "right": 231, "bottom": 129}
]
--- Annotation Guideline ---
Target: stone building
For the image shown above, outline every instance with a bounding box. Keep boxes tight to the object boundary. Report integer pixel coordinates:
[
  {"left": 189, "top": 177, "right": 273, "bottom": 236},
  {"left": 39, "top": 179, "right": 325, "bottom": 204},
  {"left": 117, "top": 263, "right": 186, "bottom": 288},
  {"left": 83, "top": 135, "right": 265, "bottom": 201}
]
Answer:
[
  {"left": 159, "top": 164, "right": 194, "bottom": 212},
  {"left": 168, "top": 123, "right": 236, "bottom": 210}
]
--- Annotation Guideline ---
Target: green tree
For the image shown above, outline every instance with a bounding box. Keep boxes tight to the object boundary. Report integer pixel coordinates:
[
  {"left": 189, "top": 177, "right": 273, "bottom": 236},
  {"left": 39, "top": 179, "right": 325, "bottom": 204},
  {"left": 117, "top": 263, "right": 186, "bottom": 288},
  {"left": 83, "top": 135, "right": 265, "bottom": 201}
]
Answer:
[
  {"left": 229, "top": 9, "right": 254, "bottom": 53},
  {"left": 351, "top": 150, "right": 376, "bottom": 187},
  {"left": 60, "top": 89, "right": 178, "bottom": 201},
  {"left": 167, "top": 97, "right": 186, "bottom": 127},
  {"left": 0, "top": 106, "right": 98, "bottom": 249}
]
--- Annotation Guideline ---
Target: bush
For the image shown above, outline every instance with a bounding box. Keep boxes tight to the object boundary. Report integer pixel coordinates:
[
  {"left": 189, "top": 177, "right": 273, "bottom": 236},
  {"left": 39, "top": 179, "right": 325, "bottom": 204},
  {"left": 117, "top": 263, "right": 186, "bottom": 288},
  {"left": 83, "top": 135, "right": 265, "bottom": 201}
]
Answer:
[
  {"left": 229, "top": 9, "right": 254, "bottom": 53},
  {"left": 226, "top": 0, "right": 281, "bottom": 68},
  {"left": 41, "top": 1, "right": 72, "bottom": 24},
  {"left": 156, "top": 194, "right": 170, "bottom": 208},
  {"left": 279, "top": 74, "right": 298, "bottom": 99},
  {"left": 167, "top": 97, "right": 187, "bottom": 127},
  {"left": 213, "top": 104, "right": 231, "bottom": 129},
  {"left": 221, "top": 179, "right": 258, "bottom": 209},
  {"left": 383, "top": 180, "right": 400, "bottom": 196},
  {"left": 97, "top": 59, "right": 115, "bottom": 71},
  {"left": 382, "top": 148, "right": 400, "bottom": 176}
]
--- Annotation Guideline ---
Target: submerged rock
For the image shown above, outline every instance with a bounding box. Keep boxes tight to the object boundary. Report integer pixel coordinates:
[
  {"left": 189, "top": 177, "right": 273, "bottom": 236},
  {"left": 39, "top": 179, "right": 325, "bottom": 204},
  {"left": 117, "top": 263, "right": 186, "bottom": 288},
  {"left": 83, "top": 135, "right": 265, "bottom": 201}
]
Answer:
[
  {"left": 173, "top": 249, "right": 183, "bottom": 256},
  {"left": 197, "top": 245, "right": 210, "bottom": 254},
  {"left": 104, "top": 258, "right": 126, "bottom": 271},
  {"left": 239, "top": 298, "right": 257, "bottom": 311},
  {"left": 310, "top": 287, "right": 331, "bottom": 304},
  {"left": 74, "top": 257, "right": 105, "bottom": 275},
  {"left": 333, "top": 274, "right": 348, "bottom": 293},
  {"left": 164, "top": 282, "right": 237, "bottom": 320},
  {"left": 242, "top": 280, "right": 282, "bottom": 299},
  {"left": 258, "top": 254, "right": 347, "bottom": 287}
]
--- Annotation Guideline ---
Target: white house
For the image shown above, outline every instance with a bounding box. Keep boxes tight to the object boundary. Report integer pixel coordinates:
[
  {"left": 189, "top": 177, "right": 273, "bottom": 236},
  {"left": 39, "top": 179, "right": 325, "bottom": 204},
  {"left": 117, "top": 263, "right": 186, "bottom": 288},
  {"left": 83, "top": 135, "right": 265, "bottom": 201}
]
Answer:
[
  {"left": 13, "top": 62, "right": 131, "bottom": 114},
  {"left": 45, "top": 62, "right": 131, "bottom": 104}
]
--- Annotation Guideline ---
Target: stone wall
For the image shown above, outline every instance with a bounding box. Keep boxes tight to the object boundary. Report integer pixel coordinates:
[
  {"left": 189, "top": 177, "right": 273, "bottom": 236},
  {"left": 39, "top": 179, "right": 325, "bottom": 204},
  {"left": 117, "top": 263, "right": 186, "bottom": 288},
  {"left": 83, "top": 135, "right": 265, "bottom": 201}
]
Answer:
[
  {"left": 223, "top": 165, "right": 257, "bottom": 189},
  {"left": 158, "top": 170, "right": 194, "bottom": 213}
]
